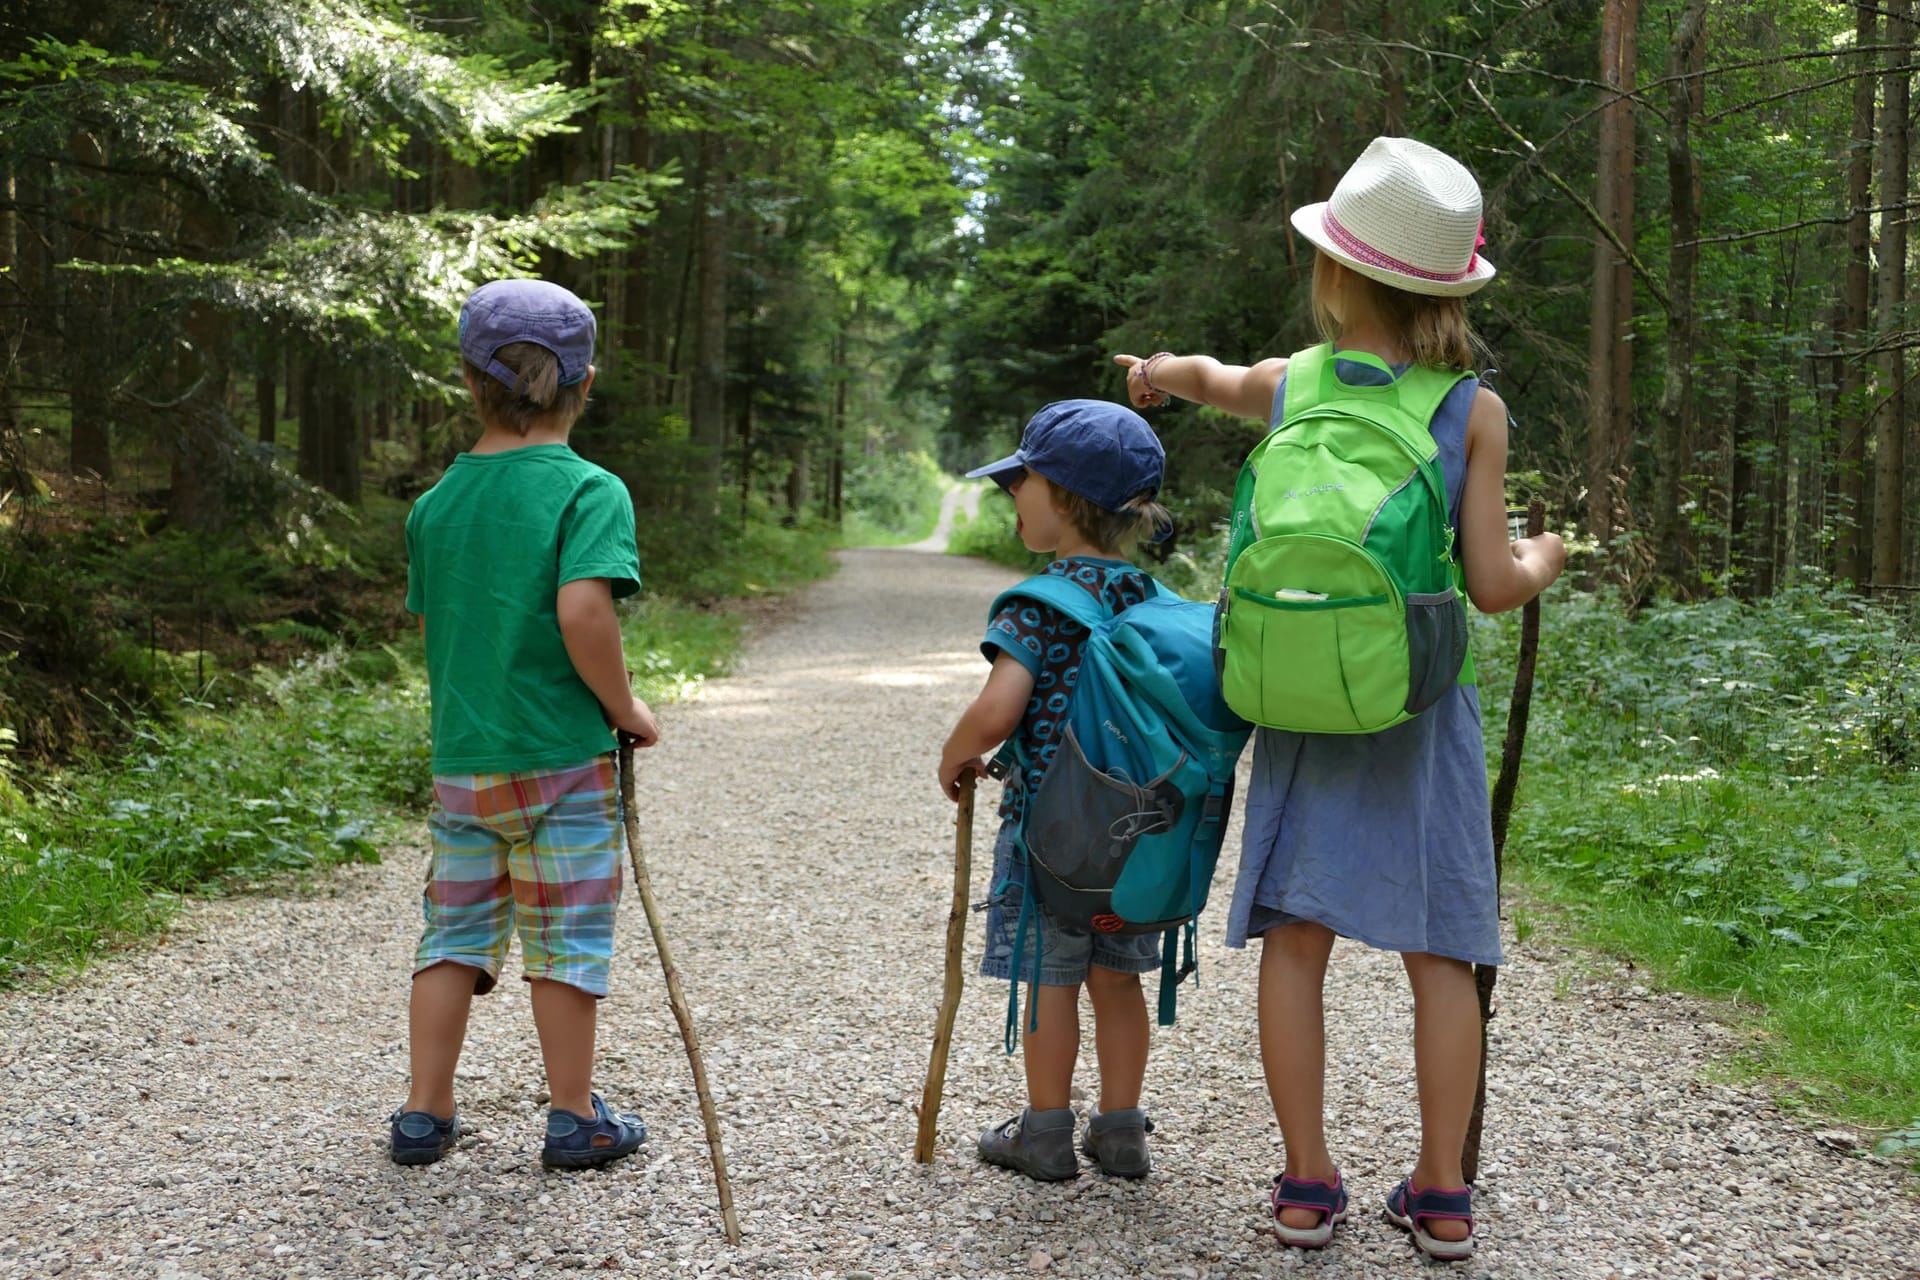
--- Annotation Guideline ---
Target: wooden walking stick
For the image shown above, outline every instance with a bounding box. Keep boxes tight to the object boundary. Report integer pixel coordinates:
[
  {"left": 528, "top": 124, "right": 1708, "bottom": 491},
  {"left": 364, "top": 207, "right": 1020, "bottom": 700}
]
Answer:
[
  {"left": 617, "top": 734, "right": 742, "bottom": 1246},
  {"left": 1462, "top": 496, "right": 1546, "bottom": 1186},
  {"left": 914, "top": 772, "right": 976, "bottom": 1163}
]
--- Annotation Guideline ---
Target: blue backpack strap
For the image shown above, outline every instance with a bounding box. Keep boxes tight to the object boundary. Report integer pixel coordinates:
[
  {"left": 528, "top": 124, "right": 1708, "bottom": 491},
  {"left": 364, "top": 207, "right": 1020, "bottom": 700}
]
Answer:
[
  {"left": 1003, "top": 867, "right": 1043, "bottom": 1054},
  {"left": 987, "top": 571, "right": 1112, "bottom": 634}
]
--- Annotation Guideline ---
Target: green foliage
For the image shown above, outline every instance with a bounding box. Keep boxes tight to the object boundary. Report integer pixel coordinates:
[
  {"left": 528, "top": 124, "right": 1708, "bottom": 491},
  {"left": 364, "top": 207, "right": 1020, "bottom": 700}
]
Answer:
[
  {"left": 0, "top": 523, "right": 832, "bottom": 989},
  {"left": 0, "top": 646, "right": 428, "bottom": 986},
  {"left": 843, "top": 450, "right": 946, "bottom": 541},
  {"left": 633, "top": 504, "right": 837, "bottom": 605},
  {"left": 946, "top": 489, "right": 1048, "bottom": 572},
  {"left": 1479, "top": 587, "right": 1920, "bottom": 1127},
  {"left": 0, "top": 492, "right": 409, "bottom": 762}
]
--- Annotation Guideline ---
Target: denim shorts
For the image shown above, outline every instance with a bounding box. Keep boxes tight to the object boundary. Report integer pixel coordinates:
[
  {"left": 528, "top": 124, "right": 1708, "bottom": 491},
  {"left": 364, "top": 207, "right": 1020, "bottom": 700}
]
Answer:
[
  {"left": 978, "top": 822, "right": 1161, "bottom": 986},
  {"left": 416, "top": 756, "right": 624, "bottom": 997}
]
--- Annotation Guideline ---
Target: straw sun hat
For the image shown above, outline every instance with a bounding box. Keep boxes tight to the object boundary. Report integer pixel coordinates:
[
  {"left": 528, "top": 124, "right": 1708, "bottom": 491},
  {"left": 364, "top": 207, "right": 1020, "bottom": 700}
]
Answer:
[{"left": 1290, "top": 137, "right": 1496, "bottom": 298}]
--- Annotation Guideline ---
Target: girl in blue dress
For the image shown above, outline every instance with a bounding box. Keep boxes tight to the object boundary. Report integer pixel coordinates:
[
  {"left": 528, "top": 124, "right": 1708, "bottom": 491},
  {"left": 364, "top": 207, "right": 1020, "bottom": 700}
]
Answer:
[{"left": 1113, "top": 137, "right": 1566, "bottom": 1261}]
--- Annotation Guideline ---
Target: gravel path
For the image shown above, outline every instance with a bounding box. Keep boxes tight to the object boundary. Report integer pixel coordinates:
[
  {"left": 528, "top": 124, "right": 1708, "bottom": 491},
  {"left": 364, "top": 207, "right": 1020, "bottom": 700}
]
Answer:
[
  {"left": 3, "top": 548, "right": 1916, "bottom": 1280},
  {"left": 904, "top": 483, "right": 984, "bottom": 553}
]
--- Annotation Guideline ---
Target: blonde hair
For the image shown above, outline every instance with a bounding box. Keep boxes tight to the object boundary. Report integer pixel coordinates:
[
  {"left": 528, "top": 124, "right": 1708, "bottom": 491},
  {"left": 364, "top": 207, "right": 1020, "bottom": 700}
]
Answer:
[
  {"left": 463, "top": 342, "right": 588, "bottom": 434},
  {"left": 1311, "top": 254, "right": 1482, "bottom": 373},
  {"left": 1043, "top": 476, "right": 1172, "bottom": 556}
]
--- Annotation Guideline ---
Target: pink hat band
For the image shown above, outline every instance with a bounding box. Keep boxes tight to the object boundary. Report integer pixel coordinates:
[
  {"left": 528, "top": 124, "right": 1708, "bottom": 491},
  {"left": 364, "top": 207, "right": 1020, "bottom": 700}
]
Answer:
[{"left": 1321, "top": 209, "right": 1481, "bottom": 284}]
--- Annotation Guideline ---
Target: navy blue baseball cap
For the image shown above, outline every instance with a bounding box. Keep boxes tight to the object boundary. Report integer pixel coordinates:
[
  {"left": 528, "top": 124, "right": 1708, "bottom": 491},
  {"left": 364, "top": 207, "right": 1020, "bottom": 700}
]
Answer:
[
  {"left": 458, "top": 279, "right": 596, "bottom": 389},
  {"left": 966, "top": 399, "right": 1165, "bottom": 512}
]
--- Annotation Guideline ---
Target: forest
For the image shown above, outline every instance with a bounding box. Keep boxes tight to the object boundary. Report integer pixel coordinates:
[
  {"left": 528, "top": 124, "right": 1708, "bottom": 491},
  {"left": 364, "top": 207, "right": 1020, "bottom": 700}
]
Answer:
[{"left": 1, "top": 3, "right": 1917, "bottom": 1143}]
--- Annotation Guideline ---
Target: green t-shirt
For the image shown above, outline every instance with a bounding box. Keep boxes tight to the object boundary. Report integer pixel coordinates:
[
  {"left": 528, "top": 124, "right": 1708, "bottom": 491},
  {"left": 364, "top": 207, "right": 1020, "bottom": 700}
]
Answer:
[{"left": 405, "top": 445, "right": 641, "bottom": 774}]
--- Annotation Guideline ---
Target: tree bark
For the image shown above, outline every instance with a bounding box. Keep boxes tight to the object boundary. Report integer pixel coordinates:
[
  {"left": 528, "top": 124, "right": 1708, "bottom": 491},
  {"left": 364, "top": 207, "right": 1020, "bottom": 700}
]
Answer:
[
  {"left": 1872, "top": 0, "right": 1912, "bottom": 586},
  {"left": 64, "top": 129, "right": 113, "bottom": 481},
  {"left": 1730, "top": 292, "right": 1762, "bottom": 597},
  {"left": 1654, "top": 0, "right": 1708, "bottom": 593},
  {"left": 1837, "top": 2, "right": 1879, "bottom": 583},
  {"left": 688, "top": 132, "right": 729, "bottom": 512},
  {"left": 256, "top": 364, "right": 277, "bottom": 445},
  {"left": 1585, "top": 0, "right": 1640, "bottom": 576}
]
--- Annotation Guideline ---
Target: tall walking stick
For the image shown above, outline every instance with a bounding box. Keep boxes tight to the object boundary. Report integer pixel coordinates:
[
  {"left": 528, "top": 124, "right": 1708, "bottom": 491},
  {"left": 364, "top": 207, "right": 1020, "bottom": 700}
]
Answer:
[
  {"left": 618, "top": 735, "right": 742, "bottom": 1245},
  {"left": 914, "top": 773, "right": 976, "bottom": 1163},
  {"left": 1462, "top": 497, "right": 1546, "bottom": 1185}
]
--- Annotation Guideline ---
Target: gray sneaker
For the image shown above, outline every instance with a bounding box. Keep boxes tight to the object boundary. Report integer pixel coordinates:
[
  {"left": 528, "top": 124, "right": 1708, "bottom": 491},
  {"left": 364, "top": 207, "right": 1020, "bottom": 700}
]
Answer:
[
  {"left": 977, "top": 1106, "right": 1078, "bottom": 1181},
  {"left": 1081, "top": 1106, "right": 1154, "bottom": 1178}
]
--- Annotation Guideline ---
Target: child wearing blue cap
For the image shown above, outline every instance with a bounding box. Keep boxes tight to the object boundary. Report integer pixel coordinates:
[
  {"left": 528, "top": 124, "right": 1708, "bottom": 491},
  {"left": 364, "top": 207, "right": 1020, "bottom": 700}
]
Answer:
[
  {"left": 388, "top": 278, "right": 659, "bottom": 1170},
  {"left": 939, "top": 399, "right": 1173, "bottom": 1181}
]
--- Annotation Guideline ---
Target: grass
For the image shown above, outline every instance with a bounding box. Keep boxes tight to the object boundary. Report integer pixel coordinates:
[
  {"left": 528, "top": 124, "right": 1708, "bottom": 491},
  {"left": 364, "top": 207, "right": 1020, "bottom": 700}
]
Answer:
[
  {"left": 1474, "top": 586, "right": 1920, "bottom": 1142},
  {"left": 0, "top": 516, "right": 841, "bottom": 990}
]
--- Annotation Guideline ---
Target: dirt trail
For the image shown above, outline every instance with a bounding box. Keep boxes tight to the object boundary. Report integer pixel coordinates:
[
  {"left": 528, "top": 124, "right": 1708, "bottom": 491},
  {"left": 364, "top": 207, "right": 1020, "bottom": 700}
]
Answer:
[{"left": 1, "top": 548, "right": 1914, "bottom": 1279}]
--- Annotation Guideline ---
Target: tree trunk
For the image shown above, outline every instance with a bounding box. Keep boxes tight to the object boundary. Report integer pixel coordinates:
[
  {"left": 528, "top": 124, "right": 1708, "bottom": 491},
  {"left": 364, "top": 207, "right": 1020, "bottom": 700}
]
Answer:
[
  {"left": 256, "top": 367, "right": 277, "bottom": 445},
  {"left": 298, "top": 355, "right": 324, "bottom": 485},
  {"left": 785, "top": 438, "right": 810, "bottom": 523},
  {"left": 688, "top": 132, "right": 729, "bottom": 512},
  {"left": 1872, "top": 0, "right": 1913, "bottom": 586},
  {"left": 1653, "top": 0, "right": 1707, "bottom": 593},
  {"left": 829, "top": 328, "right": 847, "bottom": 525},
  {"left": 65, "top": 129, "right": 113, "bottom": 481},
  {"left": 1836, "top": 2, "right": 1879, "bottom": 583},
  {"left": 1584, "top": 0, "right": 1639, "bottom": 577},
  {"left": 1730, "top": 293, "right": 1762, "bottom": 597}
]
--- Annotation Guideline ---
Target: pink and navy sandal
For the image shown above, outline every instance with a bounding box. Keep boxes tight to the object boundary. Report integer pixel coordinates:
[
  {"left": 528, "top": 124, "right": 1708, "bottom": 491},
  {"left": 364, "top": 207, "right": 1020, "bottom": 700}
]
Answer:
[
  {"left": 1269, "top": 1172, "right": 1349, "bottom": 1248},
  {"left": 1384, "top": 1178, "right": 1475, "bottom": 1261}
]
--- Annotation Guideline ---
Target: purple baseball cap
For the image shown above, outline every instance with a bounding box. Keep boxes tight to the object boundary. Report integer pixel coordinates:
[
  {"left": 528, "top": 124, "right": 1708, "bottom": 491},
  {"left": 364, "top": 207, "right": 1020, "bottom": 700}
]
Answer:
[
  {"left": 966, "top": 399, "right": 1164, "bottom": 512},
  {"left": 458, "top": 279, "right": 596, "bottom": 389}
]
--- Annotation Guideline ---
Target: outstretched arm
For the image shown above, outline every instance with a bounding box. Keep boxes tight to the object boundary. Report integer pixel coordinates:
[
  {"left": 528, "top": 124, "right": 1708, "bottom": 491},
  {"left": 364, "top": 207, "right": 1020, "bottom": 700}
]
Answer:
[
  {"left": 1112, "top": 352, "right": 1289, "bottom": 422},
  {"left": 938, "top": 653, "right": 1035, "bottom": 802},
  {"left": 1457, "top": 387, "right": 1567, "bottom": 614}
]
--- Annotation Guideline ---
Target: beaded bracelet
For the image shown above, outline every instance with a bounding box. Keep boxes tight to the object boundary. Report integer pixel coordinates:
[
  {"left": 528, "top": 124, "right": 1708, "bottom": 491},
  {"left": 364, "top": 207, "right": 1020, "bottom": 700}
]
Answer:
[{"left": 1140, "top": 351, "right": 1174, "bottom": 394}]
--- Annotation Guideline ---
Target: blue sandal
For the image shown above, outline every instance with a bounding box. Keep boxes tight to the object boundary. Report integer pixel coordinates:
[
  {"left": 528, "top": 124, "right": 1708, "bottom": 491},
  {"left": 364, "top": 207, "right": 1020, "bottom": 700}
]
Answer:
[
  {"left": 541, "top": 1092, "right": 648, "bottom": 1170},
  {"left": 1269, "top": 1172, "right": 1349, "bottom": 1248},
  {"left": 1384, "top": 1178, "right": 1475, "bottom": 1261}
]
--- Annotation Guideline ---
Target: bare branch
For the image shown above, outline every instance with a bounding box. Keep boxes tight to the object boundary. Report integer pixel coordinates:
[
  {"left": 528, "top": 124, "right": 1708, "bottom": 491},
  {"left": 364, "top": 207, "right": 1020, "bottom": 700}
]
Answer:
[
  {"left": 1465, "top": 79, "right": 1670, "bottom": 314},
  {"left": 1677, "top": 201, "right": 1920, "bottom": 249}
]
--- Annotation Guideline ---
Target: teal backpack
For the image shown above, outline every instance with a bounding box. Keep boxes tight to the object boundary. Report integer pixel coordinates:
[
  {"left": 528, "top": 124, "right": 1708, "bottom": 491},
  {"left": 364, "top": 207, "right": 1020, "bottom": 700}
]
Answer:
[
  {"left": 1217, "top": 344, "right": 1475, "bottom": 734},
  {"left": 988, "top": 574, "right": 1251, "bottom": 1050}
]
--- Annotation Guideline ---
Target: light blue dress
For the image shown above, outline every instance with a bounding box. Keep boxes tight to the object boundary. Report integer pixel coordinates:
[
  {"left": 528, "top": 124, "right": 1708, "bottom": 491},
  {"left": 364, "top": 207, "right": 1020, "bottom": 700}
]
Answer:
[{"left": 1222, "top": 357, "right": 1503, "bottom": 966}]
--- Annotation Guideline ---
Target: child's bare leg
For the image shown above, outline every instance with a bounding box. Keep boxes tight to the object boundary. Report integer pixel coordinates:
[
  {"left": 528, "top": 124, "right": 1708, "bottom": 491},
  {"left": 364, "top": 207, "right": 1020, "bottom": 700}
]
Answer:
[
  {"left": 405, "top": 961, "right": 479, "bottom": 1117},
  {"left": 1084, "top": 965, "right": 1147, "bottom": 1111},
  {"left": 1401, "top": 951, "right": 1479, "bottom": 1242},
  {"left": 1259, "top": 921, "right": 1337, "bottom": 1231},
  {"left": 1021, "top": 982, "right": 1081, "bottom": 1111},
  {"left": 530, "top": 977, "right": 599, "bottom": 1118}
]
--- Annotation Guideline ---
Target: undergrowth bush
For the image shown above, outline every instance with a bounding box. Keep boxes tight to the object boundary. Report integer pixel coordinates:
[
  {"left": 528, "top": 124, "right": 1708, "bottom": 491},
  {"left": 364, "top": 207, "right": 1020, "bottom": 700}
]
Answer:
[
  {"left": 1475, "top": 583, "right": 1920, "bottom": 1128},
  {"left": 945, "top": 492, "right": 1047, "bottom": 571},
  {"left": 844, "top": 450, "right": 945, "bottom": 540}
]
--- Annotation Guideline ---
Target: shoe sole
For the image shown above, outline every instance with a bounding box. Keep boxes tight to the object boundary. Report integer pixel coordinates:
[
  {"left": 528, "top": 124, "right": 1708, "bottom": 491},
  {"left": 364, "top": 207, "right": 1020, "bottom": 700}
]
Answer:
[
  {"left": 1272, "top": 1207, "right": 1346, "bottom": 1250},
  {"left": 541, "top": 1136, "right": 648, "bottom": 1170},
  {"left": 1383, "top": 1207, "right": 1474, "bottom": 1261},
  {"left": 390, "top": 1148, "right": 451, "bottom": 1166},
  {"left": 1081, "top": 1147, "right": 1149, "bottom": 1178},
  {"left": 978, "top": 1149, "right": 1078, "bottom": 1181}
]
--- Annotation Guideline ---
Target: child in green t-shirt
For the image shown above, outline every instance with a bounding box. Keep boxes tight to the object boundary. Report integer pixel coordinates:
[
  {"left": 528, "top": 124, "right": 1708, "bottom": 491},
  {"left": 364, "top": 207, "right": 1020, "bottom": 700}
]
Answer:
[{"left": 390, "top": 279, "right": 659, "bottom": 1170}]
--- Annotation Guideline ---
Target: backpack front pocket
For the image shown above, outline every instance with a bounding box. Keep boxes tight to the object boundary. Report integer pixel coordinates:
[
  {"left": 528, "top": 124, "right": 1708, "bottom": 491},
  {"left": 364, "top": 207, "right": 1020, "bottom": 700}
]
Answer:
[
  {"left": 1025, "top": 725, "right": 1178, "bottom": 929},
  {"left": 1220, "top": 534, "right": 1411, "bottom": 732}
]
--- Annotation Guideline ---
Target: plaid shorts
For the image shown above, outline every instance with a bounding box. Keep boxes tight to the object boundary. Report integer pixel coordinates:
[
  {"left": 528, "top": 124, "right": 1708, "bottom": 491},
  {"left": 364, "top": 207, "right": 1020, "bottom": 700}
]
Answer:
[{"left": 415, "top": 756, "right": 625, "bottom": 997}]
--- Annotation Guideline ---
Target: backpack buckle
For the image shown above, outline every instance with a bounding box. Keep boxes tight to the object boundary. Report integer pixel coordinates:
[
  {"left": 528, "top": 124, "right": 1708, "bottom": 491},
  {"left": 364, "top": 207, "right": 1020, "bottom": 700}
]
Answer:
[{"left": 986, "top": 742, "right": 1016, "bottom": 781}]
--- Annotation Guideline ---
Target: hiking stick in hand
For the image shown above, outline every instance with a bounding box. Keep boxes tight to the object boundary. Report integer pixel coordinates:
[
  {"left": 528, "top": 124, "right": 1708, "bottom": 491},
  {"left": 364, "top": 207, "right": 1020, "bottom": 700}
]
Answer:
[
  {"left": 618, "top": 734, "right": 742, "bottom": 1246},
  {"left": 914, "top": 772, "right": 976, "bottom": 1163},
  {"left": 1463, "top": 496, "right": 1546, "bottom": 1185}
]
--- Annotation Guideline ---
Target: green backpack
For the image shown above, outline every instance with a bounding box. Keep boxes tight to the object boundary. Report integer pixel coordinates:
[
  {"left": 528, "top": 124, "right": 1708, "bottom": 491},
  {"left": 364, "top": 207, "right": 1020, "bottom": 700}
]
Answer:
[{"left": 1217, "top": 343, "right": 1475, "bottom": 734}]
